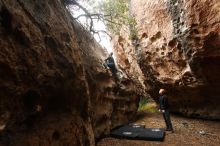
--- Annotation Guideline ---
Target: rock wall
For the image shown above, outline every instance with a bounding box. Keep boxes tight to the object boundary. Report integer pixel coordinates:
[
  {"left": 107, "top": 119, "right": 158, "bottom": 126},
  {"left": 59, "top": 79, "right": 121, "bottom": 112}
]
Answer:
[
  {"left": 112, "top": 35, "right": 146, "bottom": 97},
  {"left": 0, "top": 0, "right": 140, "bottom": 145},
  {"left": 124, "top": 0, "right": 220, "bottom": 119},
  {"left": 75, "top": 22, "right": 141, "bottom": 139}
]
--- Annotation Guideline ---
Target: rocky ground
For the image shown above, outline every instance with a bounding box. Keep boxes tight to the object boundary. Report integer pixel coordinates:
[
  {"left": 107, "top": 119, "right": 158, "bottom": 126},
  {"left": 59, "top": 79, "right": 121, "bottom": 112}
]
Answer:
[{"left": 97, "top": 110, "right": 220, "bottom": 146}]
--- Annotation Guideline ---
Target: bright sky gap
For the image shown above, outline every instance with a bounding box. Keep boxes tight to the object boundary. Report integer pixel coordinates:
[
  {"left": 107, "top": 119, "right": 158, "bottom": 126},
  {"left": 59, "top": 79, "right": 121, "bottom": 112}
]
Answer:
[{"left": 69, "top": 0, "right": 113, "bottom": 53}]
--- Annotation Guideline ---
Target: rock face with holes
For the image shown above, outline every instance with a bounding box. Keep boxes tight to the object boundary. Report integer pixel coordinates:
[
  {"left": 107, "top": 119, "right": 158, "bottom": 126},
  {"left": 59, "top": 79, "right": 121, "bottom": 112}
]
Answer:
[
  {"left": 112, "top": 35, "right": 146, "bottom": 97},
  {"left": 123, "top": 0, "right": 220, "bottom": 119},
  {"left": 0, "top": 0, "right": 141, "bottom": 145}
]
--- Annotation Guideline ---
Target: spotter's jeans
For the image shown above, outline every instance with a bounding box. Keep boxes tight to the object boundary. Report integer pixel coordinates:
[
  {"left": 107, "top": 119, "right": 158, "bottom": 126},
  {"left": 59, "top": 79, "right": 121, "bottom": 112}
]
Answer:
[{"left": 162, "top": 110, "right": 173, "bottom": 130}]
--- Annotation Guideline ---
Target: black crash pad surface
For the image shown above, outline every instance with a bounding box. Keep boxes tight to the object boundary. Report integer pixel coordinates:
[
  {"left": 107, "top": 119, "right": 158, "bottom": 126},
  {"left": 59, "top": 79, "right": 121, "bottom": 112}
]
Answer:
[{"left": 110, "top": 124, "right": 165, "bottom": 141}]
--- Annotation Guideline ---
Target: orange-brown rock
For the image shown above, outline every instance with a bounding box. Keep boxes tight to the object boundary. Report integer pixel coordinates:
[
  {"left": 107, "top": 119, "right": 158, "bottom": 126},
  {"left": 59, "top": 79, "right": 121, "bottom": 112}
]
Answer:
[
  {"left": 0, "top": 0, "right": 141, "bottom": 145},
  {"left": 126, "top": 0, "right": 220, "bottom": 119},
  {"left": 112, "top": 35, "right": 146, "bottom": 97}
]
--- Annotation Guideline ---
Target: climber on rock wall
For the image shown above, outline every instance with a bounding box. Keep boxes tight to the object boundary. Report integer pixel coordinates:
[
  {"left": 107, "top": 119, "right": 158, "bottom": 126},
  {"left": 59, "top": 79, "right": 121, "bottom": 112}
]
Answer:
[
  {"left": 104, "top": 52, "right": 118, "bottom": 78},
  {"left": 158, "top": 89, "right": 174, "bottom": 132}
]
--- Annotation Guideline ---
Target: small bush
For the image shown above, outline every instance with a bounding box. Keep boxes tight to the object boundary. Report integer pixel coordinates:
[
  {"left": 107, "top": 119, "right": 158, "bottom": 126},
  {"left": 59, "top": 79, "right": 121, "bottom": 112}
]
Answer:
[{"left": 138, "top": 98, "right": 158, "bottom": 113}]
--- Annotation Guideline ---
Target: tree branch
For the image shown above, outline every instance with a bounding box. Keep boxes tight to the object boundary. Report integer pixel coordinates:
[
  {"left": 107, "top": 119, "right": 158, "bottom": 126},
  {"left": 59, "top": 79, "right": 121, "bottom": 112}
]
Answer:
[{"left": 63, "top": 0, "right": 114, "bottom": 41}]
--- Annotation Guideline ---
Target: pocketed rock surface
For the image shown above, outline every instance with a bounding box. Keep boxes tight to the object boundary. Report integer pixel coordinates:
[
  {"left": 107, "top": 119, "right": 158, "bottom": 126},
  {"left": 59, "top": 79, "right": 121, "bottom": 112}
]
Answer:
[
  {"left": 0, "top": 0, "right": 143, "bottom": 145},
  {"left": 113, "top": 0, "right": 220, "bottom": 119}
]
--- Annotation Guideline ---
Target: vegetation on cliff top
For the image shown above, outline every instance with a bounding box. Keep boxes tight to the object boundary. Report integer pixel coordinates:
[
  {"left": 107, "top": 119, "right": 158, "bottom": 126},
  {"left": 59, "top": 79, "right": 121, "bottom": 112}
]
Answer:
[
  {"left": 62, "top": 0, "right": 137, "bottom": 39},
  {"left": 96, "top": 0, "right": 136, "bottom": 35}
]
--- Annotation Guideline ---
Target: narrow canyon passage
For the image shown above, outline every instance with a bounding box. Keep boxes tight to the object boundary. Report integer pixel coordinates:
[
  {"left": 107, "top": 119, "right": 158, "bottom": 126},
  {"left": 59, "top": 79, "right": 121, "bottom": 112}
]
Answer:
[
  {"left": 97, "top": 103, "right": 220, "bottom": 146},
  {"left": 0, "top": 0, "right": 220, "bottom": 146},
  {"left": 98, "top": 111, "right": 220, "bottom": 146}
]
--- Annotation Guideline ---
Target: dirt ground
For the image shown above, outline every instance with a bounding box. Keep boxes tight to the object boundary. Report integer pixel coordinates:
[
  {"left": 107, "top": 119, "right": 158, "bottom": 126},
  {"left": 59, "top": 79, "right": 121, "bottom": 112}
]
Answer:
[{"left": 97, "top": 111, "right": 220, "bottom": 146}]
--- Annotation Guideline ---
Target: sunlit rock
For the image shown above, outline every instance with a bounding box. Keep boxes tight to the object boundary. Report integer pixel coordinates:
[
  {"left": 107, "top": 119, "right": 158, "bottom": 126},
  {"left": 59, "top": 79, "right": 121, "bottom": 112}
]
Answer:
[{"left": 127, "top": 0, "right": 220, "bottom": 119}]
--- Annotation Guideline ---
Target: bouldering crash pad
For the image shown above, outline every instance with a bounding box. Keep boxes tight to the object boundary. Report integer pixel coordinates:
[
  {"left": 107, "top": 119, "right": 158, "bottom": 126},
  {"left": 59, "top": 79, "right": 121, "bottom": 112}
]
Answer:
[{"left": 110, "top": 124, "right": 165, "bottom": 141}]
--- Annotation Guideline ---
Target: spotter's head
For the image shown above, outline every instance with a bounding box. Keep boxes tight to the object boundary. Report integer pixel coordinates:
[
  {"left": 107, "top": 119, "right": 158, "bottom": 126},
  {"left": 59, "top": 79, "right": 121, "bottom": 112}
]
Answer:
[{"left": 159, "top": 89, "right": 166, "bottom": 95}]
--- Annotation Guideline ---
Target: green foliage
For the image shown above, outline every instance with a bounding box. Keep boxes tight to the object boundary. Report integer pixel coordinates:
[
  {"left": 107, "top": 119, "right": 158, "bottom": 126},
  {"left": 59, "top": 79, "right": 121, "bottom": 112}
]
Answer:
[
  {"left": 97, "top": 0, "right": 137, "bottom": 37},
  {"left": 138, "top": 97, "right": 158, "bottom": 113},
  {"left": 129, "top": 26, "right": 138, "bottom": 40},
  {"left": 139, "top": 104, "right": 158, "bottom": 113},
  {"left": 139, "top": 96, "right": 149, "bottom": 108}
]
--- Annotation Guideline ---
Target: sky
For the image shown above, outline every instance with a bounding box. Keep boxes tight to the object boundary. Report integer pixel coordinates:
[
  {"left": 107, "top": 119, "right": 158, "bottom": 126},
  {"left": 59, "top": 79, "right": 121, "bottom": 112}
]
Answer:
[{"left": 69, "top": 0, "right": 113, "bottom": 53}]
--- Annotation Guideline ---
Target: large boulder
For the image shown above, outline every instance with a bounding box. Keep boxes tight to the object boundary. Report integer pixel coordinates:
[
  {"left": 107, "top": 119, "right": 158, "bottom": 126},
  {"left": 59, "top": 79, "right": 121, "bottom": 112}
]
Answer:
[
  {"left": 127, "top": 0, "right": 220, "bottom": 119},
  {"left": 0, "top": 0, "right": 141, "bottom": 145}
]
